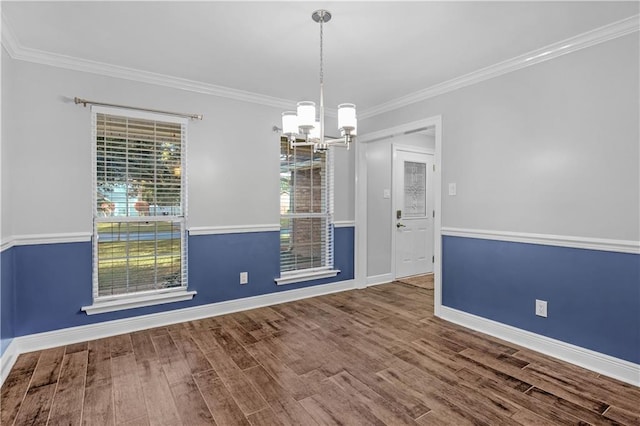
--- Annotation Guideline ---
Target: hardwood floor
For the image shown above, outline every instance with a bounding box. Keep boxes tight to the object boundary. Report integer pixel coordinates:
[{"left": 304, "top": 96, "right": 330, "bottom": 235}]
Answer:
[
  {"left": 397, "top": 274, "right": 434, "bottom": 290},
  {"left": 2, "top": 282, "right": 639, "bottom": 425}
]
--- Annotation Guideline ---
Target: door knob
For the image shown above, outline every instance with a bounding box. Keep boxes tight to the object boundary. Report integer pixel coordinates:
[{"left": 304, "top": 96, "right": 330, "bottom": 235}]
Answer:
[{"left": 396, "top": 222, "right": 406, "bottom": 229}]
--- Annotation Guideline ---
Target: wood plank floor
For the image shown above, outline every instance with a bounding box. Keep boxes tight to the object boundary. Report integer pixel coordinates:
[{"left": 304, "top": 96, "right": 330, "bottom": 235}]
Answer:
[
  {"left": 397, "top": 274, "right": 434, "bottom": 290},
  {"left": 2, "top": 282, "right": 639, "bottom": 425}
]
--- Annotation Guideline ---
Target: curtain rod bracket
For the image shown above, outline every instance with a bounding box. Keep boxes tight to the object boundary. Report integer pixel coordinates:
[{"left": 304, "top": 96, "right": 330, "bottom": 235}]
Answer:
[{"left": 74, "top": 97, "right": 89, "bottom": 107}]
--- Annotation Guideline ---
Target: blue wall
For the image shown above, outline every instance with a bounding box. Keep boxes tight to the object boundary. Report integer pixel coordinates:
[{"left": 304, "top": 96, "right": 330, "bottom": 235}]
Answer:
[
  {"left": 1, "top": 247, "right": 15, "bottom": 355},
  {"left": 12, "top": 227, "right": 354, "bottom": 337},
  {"left": 442, "top": 235, "right": 640, "bottom": 364}
]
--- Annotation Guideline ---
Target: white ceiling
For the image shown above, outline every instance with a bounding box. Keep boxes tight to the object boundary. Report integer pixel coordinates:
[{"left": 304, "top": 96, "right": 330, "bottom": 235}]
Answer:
[{"left": 2, "top": 1, "right": 638, "bottom": 113}]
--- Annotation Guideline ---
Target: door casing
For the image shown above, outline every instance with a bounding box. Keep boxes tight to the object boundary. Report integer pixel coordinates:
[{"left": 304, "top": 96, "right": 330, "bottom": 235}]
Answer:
[{"left": 355, "top": 115, "right": 443, "bottom": 316}]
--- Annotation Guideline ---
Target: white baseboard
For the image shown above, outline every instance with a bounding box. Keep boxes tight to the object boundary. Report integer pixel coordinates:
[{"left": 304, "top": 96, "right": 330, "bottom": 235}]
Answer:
[
  {"left": 4, "top": 282, "right": 636, "bottom": 388},
  {"left": 0, "top": 340, "right": 19, "bottom": 385},
  {"left": 366, "top": 273, "right": 393, "bottom": 286},
  {"left": 0, "top": 279, "right": 356, "bottom": 386},
  {"left": 438, "top": 306, "right": 640, "bottom": 387}
]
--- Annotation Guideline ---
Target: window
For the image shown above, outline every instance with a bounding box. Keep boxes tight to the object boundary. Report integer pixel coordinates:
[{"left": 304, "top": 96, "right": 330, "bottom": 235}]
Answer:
[
  {"left": 277, "top": 139, "right": 338, "bottom": 284},
  {"left": 85, "top": 107, "right": 194, "bottom": 313}
]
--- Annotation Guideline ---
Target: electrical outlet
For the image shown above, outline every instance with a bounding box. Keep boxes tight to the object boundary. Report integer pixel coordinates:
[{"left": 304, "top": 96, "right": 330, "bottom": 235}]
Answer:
[
  {"left": 535, "top": 299, "right": 547, "bottom": 317},
  {"left": 240, "top": 272, "right": 248, "bottom": 285}
]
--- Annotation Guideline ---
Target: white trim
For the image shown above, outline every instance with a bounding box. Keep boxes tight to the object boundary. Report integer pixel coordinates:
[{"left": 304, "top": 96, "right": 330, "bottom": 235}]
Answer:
[
  {"left": 433, "top": 118, "right": 443, "bottom": 317},
  {"left": 358, "top": 116, "right": 443, "bottom": 315},
  {"left": 8, "top": 232, "right": 92, "bottom": 246},
  {"left": 0, "top": 339, "right": 19, "bottom": 386},
  {"left": 2, "top": 224, "right": 357, "bottom": 249},
  {"left": 334, "top": 220, "right": 355, "bottom": 228},
  {"left": 359, "top": 15, "right": 640, "bottom": 119},
  {"left": 441, "top": 227, "right": 640, "bottom": 254},
  {"left": 275, "top": 269, "right": 341, "bottom": 286},
  {"left": 0, "top": 14, "right": 295, "bottom": 111},
  {"left": 3, "top": 280, "right": 635, "bottom": 387},
  {"left": 354, "top": 139, "right": 368, "bottom": 290},
  {"left": 3, "top": 12, "right": 636, "bottom": 118},
  {"left": 393, "top": 144, "right": 434, "bottom": 155},
  {"left": 188, "top": 224, "right": 280, "bottom": 236},
  {"left": 81, "top": 289, "right": 197, "bottom": 315},
  {"left": 358, "top": 118, "right": 441, "bottom": 145},
  {"left": 438, "top": 306, "right": 640, "bottom": 387},
  {"left": 0, "top": 279, "right": 356, "bottom": 386},
  {"left": 1, "top": 237, "right": 15, "bottom": 252},
  {"left": 366, "top": 273, "right": 393, "bottom": 287},
  {"left": 0, "top": 13, "right": 21, "bottom": 58}
]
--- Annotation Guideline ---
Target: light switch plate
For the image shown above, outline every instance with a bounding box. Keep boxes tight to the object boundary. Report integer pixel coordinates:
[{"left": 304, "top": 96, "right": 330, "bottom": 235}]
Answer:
[
  {"left": 448, "top": 183, "right": 457, "bottom": 196},
  {"left": 383, "top": 189, "right": 391, "bottom": 199}
]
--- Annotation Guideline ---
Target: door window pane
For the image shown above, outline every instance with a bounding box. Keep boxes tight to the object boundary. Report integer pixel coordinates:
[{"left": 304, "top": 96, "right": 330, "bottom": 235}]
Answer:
[{"left": 404, "top": 161, "right": 426, "bottom": 217}]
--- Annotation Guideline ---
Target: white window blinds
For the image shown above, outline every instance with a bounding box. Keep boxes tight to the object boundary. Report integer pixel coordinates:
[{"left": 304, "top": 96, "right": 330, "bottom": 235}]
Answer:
[
  {"left": 280, "top": 139, "right": 334, "bottom": 274},
  {"left": 92, "top": 109, "right": 187, "bottom": 299}
]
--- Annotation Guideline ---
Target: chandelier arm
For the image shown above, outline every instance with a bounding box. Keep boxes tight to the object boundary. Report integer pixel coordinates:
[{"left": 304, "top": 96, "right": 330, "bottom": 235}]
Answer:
[{"left": 323, "top": 137, "right": 346, "bottom": 144}]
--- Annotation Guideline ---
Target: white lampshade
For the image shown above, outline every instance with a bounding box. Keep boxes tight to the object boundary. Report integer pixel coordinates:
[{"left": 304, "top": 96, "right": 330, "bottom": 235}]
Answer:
[
  {"left": 297, "top": 101, "right": 316, "bottom": 129},
  {"left": 282, "top": 111, "right": 298, "bottom": 135},
  {"left": 338, "top": 103, "right": 357, "bottom": 132}
]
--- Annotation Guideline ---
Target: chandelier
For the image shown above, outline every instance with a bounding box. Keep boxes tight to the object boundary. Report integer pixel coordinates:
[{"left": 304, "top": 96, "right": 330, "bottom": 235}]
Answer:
[{"left": 280, "top": 10, "right": 357, "bottom": 151}]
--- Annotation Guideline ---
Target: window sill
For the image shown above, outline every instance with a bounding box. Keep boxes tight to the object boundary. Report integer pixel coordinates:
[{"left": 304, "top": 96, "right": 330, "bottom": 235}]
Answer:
[
  {"left": 275, "top": 269, "right": 340, "bottom": 286},
  {"left": 81, "top": 289, "right": 197, "bottom": 315}
]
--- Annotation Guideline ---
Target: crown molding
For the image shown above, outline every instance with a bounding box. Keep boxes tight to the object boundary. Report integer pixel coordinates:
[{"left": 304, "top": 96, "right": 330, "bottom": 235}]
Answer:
[
  {"left": 2, "top": 13, "right": 638, "bottom": 117},
  {"left": 0, "top": 13, "right": 19, "bottom": 58},
  {"left": 359, "top": 14, "right": 640, "bottom": 119},
  {"left": 1, "top": 14, "right": 295, "bottom": 110}
]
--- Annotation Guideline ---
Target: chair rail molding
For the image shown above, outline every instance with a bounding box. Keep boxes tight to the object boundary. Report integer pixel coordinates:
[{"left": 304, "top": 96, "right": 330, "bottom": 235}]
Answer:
[{"left": 441, "top": 227, "right": 640, "bottom": 254}]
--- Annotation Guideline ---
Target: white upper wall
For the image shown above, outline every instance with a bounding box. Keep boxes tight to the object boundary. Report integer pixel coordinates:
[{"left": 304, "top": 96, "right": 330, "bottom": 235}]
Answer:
[
  {"left": 1, "top": 49, "right": 14, "bottom": 242},
  {"left": 1, "top": 55, "right": 355, "bottom": 237},
  {"left": 362, "top": 34, "right": 639, "bottom": 242}
]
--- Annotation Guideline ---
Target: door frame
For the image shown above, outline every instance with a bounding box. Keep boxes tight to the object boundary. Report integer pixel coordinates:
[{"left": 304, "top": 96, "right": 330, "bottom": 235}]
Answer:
[
  {"left": 391, "top": 144, "right": 435, "bottom": 281},
  {"left": 355, "top": 115, "right": 442, "bottom": 316}
]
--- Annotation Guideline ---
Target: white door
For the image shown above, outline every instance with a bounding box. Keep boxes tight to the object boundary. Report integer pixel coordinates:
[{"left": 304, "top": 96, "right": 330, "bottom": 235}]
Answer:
[{"left": 393, "top": 149, "right": 435, "bottom": 278}]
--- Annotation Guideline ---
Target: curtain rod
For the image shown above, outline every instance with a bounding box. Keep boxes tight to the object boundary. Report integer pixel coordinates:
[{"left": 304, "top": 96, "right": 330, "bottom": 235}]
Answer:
[{"left": 74, "top": 97, "right": 203, "bottom": 120}]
